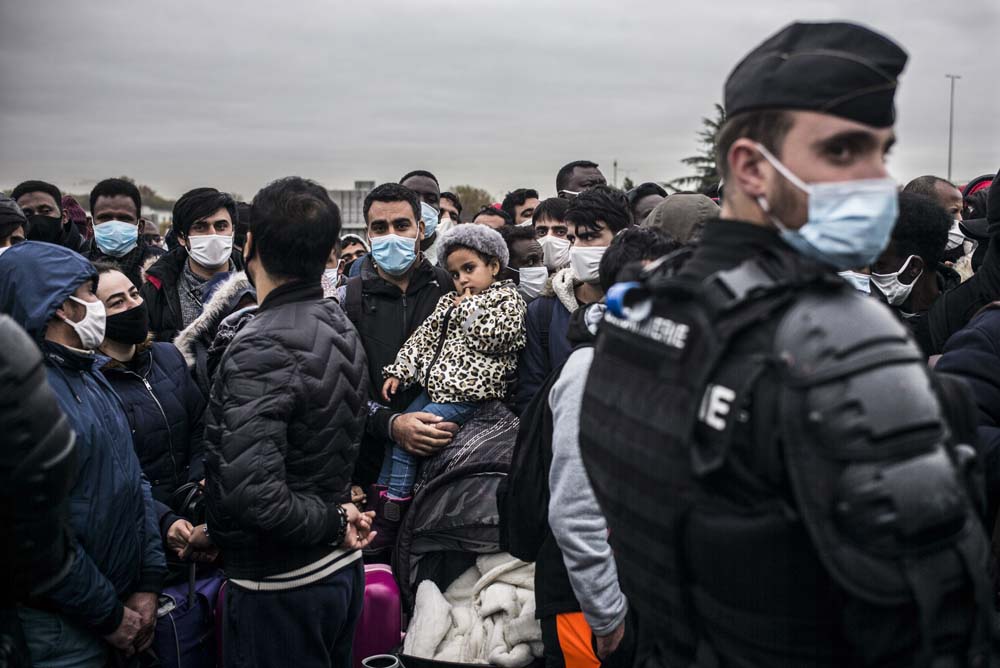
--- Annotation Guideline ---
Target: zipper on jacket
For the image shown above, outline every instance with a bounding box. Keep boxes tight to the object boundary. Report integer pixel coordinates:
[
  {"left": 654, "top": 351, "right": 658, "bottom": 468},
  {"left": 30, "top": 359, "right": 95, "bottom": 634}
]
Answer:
[
  {"left": 423, "top": 306, "right": 455, "bottom": 389},
  {"left": 401, "top": 293, "right": 408, "bottom": 340},
  {"left": 128, "top": 370, "right": 179, "bottom": 489}
]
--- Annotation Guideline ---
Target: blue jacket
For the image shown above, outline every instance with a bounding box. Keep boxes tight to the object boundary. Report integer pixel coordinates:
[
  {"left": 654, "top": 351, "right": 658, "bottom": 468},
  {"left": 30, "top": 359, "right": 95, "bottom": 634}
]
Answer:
[
  {"left": 936, "top": 306, "right": 1000, "bottom": 527},
  {"left": 101, "top": 341, "right": 206, "bottom": 535},
  {"left": 0, "top": 242, "right": 166, "bottom": 635},
  {"left": 515, "top": 295, "right": 573, "bottom": 415}
]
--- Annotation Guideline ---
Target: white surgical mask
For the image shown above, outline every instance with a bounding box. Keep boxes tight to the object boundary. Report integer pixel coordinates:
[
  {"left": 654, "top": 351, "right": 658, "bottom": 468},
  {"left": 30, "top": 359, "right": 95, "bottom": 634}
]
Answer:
[
  {"left": 187, "top": 234, "right": 233, "bottom": 268},
  {"left": 60, "top": 295, "right": 107, "bottom": 350},
  {"left": 870, "top": 255, "right": 922, "bottom": 306},
  {"left": 569, "top": 246, "right": 606, "bottom": 284},
  {"left": 515, "top": 266, "right": 548, "bottom": 301},
  {"left": 323, "top": 267, "right": 339, "bottom": 283},
  {"left": 516, "top": 220, "right": 533, "bottom": 228},
  {"left": 539, "top": 235, "right": 571, "bottom": 271},
  {"left": 755, "top": 143, "right": 899, "bottom": 271},
  {"left": 838, "top": 270, "right": 871, "bottom": 294},
  {"left": 946, "top": 219, "right": 966, "bottom": 251}
]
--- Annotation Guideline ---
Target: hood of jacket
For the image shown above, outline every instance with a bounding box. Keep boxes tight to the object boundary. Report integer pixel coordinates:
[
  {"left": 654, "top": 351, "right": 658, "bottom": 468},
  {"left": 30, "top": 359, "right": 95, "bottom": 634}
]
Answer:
[
  {"left": 0, "top": 241, "right": 96, "bottom": 339},
  {"left": 174, "top": 270, "right": 254, "bottom": 365},
  {"left": 545, "top": 267, "right": 580, "bottom": 314}
]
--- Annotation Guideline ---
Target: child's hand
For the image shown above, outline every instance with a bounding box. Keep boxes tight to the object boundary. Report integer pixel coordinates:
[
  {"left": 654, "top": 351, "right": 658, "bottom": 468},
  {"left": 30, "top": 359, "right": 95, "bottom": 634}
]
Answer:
[
  {"left": 382, "top": 377, "right": 400, "bottom": 403},
  {"left": 452, "top": 287, "right": 473, "bottom": 306}
]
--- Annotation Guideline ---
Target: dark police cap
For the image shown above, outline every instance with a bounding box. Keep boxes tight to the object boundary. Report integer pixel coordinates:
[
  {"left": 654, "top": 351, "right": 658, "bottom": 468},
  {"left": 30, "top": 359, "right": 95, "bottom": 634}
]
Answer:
[{"left": 725, "top": 22, "right": 907, "bottom": 128}]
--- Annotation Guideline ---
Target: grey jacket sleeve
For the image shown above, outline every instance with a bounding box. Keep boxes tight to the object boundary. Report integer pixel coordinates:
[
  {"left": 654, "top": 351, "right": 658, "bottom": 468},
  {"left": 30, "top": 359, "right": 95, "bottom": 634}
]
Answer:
[{"left": 547, "top": 347, "right": 628, "bottom": 636}]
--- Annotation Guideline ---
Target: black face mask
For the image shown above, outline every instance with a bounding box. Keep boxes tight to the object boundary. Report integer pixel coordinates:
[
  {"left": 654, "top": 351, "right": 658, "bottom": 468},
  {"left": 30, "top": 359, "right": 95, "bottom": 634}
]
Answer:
[
  {"left": 105, "top": 303, "right": 149, "bottom": 344},
  {"left": 27, "top": 214, "right": 63, "bottom": 244}
]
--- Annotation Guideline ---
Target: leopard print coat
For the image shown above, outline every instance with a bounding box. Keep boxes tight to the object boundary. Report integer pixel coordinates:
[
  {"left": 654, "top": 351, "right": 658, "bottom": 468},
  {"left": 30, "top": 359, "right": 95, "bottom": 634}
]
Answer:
[{"left": 383, "top": 280, "right": 527, "bottom": 404}]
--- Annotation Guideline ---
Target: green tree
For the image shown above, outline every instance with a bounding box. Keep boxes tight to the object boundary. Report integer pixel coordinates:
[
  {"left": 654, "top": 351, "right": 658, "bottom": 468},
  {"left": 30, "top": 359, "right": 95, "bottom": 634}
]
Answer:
[
  {"left": 669, "top": 103, "right": 726, "bottom": 194},
  {"left": 449, "top": 185, "right": 494, "bottom": 222},
  {"left": 621, "top": 176, "right": 635, "bottom": 191}
]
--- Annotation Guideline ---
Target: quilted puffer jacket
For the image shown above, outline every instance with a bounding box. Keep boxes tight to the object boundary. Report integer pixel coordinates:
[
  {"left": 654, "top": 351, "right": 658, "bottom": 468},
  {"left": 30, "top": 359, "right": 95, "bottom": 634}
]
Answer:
[
  {"left": 383, "top": 280, "right": 527, "bottom": 404},
  {"left": 101, "top": 340, "right": 206, "bottom": 505},
  {"left": 203, "top": 280, "right": 369, "bottom": 580}
]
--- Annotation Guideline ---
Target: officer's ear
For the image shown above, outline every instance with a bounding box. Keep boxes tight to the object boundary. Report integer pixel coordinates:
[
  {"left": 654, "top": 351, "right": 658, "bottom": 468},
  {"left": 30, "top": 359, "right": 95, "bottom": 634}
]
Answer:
[{"left": 727, "top": 138, "right": 770, "bottom": 200}]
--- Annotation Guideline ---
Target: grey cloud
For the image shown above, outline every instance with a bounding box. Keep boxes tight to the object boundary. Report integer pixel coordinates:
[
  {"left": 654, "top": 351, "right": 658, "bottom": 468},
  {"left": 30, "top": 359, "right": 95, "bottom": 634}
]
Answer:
[{"left": 0, "top": 0, "right": 996, "bottom": 201}]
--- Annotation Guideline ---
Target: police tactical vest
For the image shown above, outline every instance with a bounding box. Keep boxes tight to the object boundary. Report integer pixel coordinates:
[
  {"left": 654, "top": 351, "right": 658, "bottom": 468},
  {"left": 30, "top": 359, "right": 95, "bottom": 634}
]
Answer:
[{"left": 579, "top": 247, "right": 998, "bottom": 668}]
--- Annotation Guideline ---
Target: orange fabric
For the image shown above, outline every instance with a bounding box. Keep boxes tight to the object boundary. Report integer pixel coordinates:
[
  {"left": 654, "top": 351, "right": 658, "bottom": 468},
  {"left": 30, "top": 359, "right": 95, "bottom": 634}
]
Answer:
[{"left": 555, "top": 612, "right": 601, "bottom": 668}]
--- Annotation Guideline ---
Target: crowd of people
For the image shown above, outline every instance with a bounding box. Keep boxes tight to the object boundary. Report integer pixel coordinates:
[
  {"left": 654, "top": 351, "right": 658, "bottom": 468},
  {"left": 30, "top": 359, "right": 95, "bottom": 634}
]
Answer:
[{"left": 4, "top": 17, "right": 1000, "bottom": 668}]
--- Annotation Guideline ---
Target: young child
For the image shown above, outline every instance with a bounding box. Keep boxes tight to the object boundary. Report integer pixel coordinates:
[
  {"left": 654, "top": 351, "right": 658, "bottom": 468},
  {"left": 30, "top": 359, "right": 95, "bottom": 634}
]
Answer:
[{"left": 371, "top": 224, "right": 527, "bottom": 547}]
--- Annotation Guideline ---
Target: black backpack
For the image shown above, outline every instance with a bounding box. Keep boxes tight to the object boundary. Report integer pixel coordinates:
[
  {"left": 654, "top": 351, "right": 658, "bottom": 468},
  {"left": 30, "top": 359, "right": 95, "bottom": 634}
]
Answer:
[{"left": 498, "top": 344, "right": 591, "bottom": 562}]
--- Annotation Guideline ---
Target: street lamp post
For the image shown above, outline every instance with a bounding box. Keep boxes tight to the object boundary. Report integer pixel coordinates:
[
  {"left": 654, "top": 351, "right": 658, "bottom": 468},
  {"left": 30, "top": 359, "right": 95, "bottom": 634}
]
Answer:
[{"left": 945, "top": 74, "right": 961, "bottom": 182}]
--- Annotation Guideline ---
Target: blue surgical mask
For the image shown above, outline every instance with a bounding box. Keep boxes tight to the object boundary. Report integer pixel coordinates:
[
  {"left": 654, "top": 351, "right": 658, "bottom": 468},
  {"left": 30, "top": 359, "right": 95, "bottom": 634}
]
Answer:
[
  {"left": 421, "top": 202, "right": 438, "bottom": 238},
  {"left": 94, "top": 220, "right": 138, "bottom": 258},
  {"left": 370, "top": 233, "right": 418, "bottom": 276},
  {"left": 755, "top": 143, "right": 898, "bottom": 271}
]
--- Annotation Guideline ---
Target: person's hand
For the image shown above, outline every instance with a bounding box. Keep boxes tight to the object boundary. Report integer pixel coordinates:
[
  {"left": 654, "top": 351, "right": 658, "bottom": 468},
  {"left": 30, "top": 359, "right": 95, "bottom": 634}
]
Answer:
[
  {"left": 452, "top": 287, "right": 473, "bottom": 307},
  {"left": 392, "top": 412, "right": 459, "bottom": 457},
  {"left": 595, "top": 620, "right": 626, "bottom": 660},
  {"left": 340, "top": 503, "right": 377, "bottom": 550},
  {"left": 166, "top": 519, "right": 194, "bottom": 559},
  {"left": 351, "top": 485, "right": 366, "bottom": 508},
  {"left": 104, "top": 606, "right": 143, "bottom": 656},
  {"left": 382, "top": 377, "right": 401, "bottom": 403},
  {"left": 180, "top": 524, "right": 219, "bottom": 563},
  {"left": 125, "top": 592, "right": 158, "bottom": 652}
]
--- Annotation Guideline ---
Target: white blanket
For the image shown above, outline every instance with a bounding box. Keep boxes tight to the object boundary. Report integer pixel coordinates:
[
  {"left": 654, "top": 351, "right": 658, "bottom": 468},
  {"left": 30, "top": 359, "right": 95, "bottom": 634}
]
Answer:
[{"left": 403, "top": 553, "right": 543, "bottom": 667}]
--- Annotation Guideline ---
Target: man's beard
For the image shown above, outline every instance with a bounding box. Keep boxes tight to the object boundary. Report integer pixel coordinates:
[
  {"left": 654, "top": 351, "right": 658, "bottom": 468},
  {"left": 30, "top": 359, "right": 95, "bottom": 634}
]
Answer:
[{"left": 767, "top": 176, "right": 808, "bottom": 229}]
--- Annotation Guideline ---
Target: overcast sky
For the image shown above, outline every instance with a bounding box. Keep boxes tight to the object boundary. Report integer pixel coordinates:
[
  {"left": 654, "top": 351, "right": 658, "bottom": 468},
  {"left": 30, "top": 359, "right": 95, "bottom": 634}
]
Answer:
[{"left": 1, "top": 0, "right": 996, "bottom": 202}]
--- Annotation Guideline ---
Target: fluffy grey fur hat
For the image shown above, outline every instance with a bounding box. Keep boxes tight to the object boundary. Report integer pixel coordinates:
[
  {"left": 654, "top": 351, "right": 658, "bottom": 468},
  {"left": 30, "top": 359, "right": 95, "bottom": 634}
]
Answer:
[{"left": 436, "top": 223, "right": 510, "bottom": 268}]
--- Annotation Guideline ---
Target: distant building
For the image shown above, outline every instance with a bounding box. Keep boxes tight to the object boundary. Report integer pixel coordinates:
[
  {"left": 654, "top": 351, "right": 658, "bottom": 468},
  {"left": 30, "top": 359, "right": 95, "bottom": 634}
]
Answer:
[
  {"left": 329, "top": 181, "right": 375, "bottom": 235},
  {"left": 141, "top": 206, "right": 172, "bottom": 225}
]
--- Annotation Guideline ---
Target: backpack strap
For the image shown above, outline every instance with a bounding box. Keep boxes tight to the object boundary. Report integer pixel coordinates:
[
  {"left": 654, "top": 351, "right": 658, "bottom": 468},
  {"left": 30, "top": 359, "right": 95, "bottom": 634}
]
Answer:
[{"left": 344, "top": 275, "right": 364, "bottom": 325}]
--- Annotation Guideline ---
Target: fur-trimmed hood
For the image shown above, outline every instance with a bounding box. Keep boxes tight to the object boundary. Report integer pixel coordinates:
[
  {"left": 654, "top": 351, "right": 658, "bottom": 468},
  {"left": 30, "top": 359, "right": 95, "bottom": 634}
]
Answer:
[
  {"left": 173, "top": 271, "right": 254, "bottom": 366},
  {"left": 540, "top": 267, "right": 580, "bottom": 314}
]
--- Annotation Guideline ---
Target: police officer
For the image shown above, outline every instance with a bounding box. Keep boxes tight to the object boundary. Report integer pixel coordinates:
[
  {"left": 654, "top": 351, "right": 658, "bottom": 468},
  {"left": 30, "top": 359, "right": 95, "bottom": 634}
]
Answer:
[{"left": 580, "top": 22, "right": 998, "bottom": 668}]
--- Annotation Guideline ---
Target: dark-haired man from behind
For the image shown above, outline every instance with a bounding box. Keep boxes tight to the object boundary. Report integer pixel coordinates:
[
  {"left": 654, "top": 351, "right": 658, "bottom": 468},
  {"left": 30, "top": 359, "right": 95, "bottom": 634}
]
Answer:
[
  {"left": 502, "top": 188, "right": 540, "bottom": 225},
  {"left": 578, "top": 21, "right": 997, "bottom": 667},
  {"left": 198, "top": 177, "right": 373, "bottom": 668},
  {"left": 626, "top": 182, "right": 667, "bottom": 224},
  {"left": 12, "top": 180, "right": 88, "bottom": 252},
  {"left": 337, "top": 183, "right": 459, "bottom": 520},
  {"left": 88, "top": 178, "right": 159, "bottom": 289},
  {"left": 556, "top": 161, "right": 606, "bottom": 198},
  {"left": 141, "top": 187, "right": 243, "bottom": 341}
]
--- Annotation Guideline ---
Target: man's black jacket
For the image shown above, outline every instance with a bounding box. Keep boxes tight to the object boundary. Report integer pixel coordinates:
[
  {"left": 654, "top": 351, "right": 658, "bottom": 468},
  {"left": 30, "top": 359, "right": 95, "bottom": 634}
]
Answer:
[{"left": 203, "top": 280, "right": 368, "bottom": 580}]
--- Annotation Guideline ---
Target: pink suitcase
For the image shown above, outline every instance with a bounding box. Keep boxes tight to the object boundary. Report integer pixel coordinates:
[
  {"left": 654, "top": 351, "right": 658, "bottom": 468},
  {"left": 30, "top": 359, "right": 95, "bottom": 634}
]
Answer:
[{"left": 353, "top": 563, "right": 403, "bottom": 668}]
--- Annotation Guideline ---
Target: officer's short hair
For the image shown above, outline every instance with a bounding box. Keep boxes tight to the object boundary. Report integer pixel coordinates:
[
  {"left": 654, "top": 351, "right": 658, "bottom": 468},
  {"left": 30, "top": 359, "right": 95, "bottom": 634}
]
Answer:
[{"left": 715, "top": 111, "right": 795, "bottom": 185}]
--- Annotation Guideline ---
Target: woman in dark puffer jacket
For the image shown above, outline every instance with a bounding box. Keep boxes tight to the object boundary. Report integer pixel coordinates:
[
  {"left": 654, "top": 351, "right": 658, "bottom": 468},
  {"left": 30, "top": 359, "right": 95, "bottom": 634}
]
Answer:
[{"left": 95, "top": 264, "right": 211, "bottom": 563}]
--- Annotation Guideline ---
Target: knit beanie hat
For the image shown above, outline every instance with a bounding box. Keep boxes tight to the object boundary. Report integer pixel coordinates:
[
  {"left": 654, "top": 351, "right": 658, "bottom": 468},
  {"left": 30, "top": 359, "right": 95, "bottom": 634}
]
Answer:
[{"left": 436, "top": 223, "right": 509, "bottom": 268}]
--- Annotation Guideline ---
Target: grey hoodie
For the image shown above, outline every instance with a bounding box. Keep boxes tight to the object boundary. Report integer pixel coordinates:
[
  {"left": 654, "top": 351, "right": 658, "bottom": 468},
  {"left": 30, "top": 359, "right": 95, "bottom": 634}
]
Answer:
[{"left": 547, "top": 343, "right": 628, "bottom": 636}]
